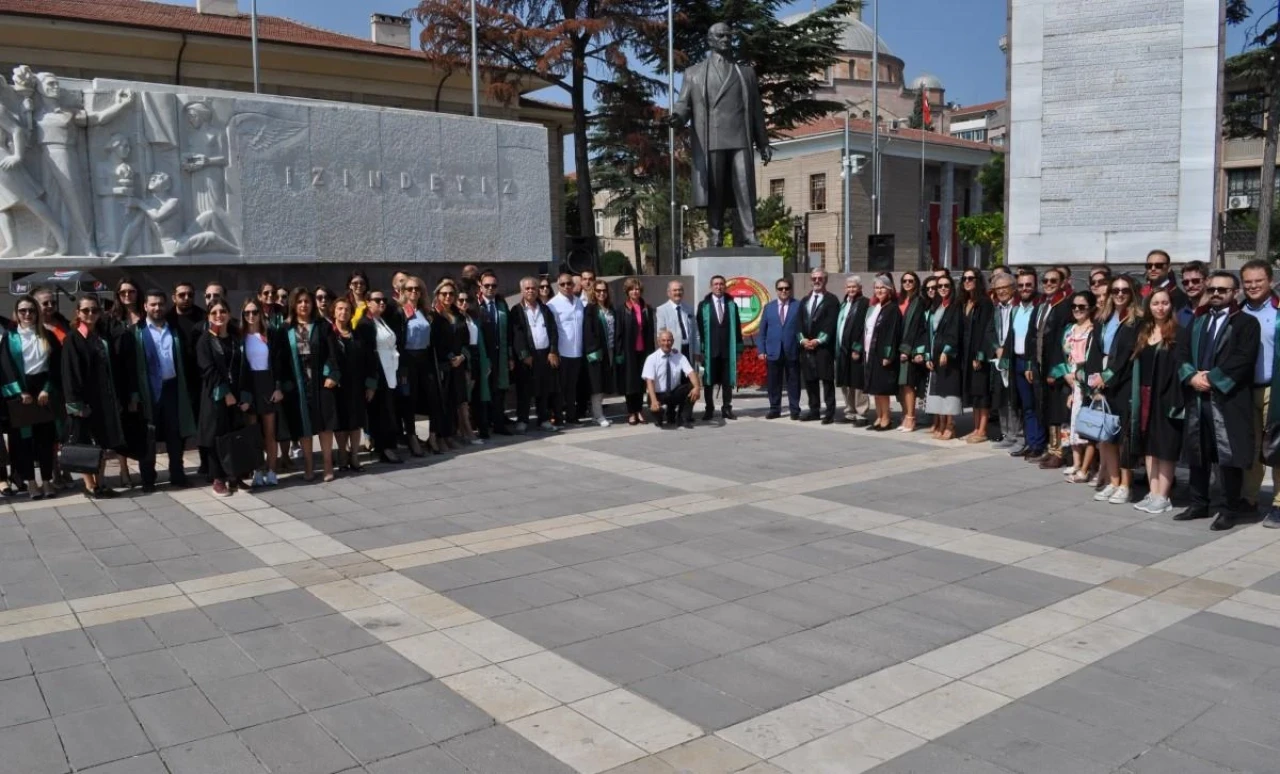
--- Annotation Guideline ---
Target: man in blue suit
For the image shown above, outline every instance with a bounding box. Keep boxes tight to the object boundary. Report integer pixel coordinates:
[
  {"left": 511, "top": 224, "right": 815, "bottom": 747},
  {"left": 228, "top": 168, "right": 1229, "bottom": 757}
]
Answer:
[{"left": 758, "top": 277, "right": 802, "bottom": 419}]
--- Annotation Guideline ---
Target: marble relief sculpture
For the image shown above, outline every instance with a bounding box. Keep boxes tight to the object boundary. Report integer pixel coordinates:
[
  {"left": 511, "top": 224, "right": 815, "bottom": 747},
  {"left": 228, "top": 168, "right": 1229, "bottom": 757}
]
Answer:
[
  {"left": 133, "top": 171, "right": 237, "bottom": 257},
  {"left": 0, "top": 96, "right": 67, "bottom": 257}
]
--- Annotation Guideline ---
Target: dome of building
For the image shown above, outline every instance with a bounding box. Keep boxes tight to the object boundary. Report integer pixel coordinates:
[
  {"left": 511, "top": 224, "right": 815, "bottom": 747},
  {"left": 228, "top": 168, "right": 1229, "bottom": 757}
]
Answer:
[
  {"left": 781, "top": 8, "right": 893, "bottom": 56},
  {"left": 911, "top": 73, "right": 944, "bottom": 90}
]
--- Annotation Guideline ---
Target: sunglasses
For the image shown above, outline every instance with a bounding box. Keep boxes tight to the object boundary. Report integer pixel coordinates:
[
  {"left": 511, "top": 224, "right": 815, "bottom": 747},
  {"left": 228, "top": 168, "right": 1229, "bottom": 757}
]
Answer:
[
  {"left": 349, "top": 280, "right": 366, "bottom": 286},
  {"left": 16, "top": 308, "right": 36, "bottom": 315},
  {"left": 1072, "top": 304, "right": 1090, "bottom": 311},
  {"left": 777, "top": 286, "right": 792, "bottom": 292},
  {"left": 244, "top": 309, "right": 260, "bottom": 316},
  {"left": 458, "top": 297, "right": 470, "bottom": 304},
  {"left": 315, "top": 294, "right": 328, "bottom": 301},
  {"left": 1110, "top": 287, "right": 1132, "bottom": 296},
  {"left": 369, "top": 297, "right": 387, "bottom": 304},
  {"left": 439, "top": 290, "right": 456, "bottom": 296},
  {"left": 558, "top": 281, "right": 573, "bottom": 287},
  {"left": 902, "top": 278, "right": 917, "bottom": 284},
  {"left": 539, "top": 285, "right": 550, "bottom": 290},
  {"left": 210, "top": 309, "right": 228, "bottom": 316},
  {"left": 1145, "top": 262, "right": 1169, "bottom": 269},
  {"left": 963, "top": 275, "right": 977, "bottom": 282},
  {"left": 1206, "top": 286, "right": 1234, "bottom": 295},
  {"left": 1042, "top": 277, "right": 1059, "bottom": 284},
  {"left": 119, "top": 288, "right": 136, "bottom": 295},
  {"left": 404, "top": 287, "right": 422, "bottom": 292},
  {"left": 1183, "top": 277, "right": 1204, "bottom": 284},
  {"left": 175, "top": 292, "right": 193, "bottom": 298},
  {"left": 937, "top": 283, "right": 953, "bottom": 289},
  {"left": 79, "top": 307, "right": 101, "bottom": 314},
  {"left": 482, "top": 283, "right": 498, "bottom": 289}
]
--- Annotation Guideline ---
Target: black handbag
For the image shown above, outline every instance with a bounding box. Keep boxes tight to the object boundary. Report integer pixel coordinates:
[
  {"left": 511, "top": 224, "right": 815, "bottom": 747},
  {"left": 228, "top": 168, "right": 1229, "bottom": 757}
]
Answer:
[
  {"left": 1263, "top": 423, "right": 1280, "bottom": 467},
  {"left": 216, "top": 423, "right": 264, "bottom": 479},
  {"left": 6, "top": 398, "right": 55, "bottom": 429},
  {"left": 58, "top": 442, "right": 103, "bottom": 474}
]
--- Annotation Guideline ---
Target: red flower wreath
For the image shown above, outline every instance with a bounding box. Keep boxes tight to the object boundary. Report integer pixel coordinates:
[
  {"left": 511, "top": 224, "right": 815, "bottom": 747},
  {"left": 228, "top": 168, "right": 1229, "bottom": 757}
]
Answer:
[{"left": 736, "top": 346, "right": 767, "bottom": 388}]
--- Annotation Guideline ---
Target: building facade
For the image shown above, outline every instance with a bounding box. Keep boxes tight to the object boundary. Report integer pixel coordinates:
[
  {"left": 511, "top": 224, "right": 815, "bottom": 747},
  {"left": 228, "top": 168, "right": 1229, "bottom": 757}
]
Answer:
[{"left": 948, "top": 100, "right": 1007, "bottom": 147}]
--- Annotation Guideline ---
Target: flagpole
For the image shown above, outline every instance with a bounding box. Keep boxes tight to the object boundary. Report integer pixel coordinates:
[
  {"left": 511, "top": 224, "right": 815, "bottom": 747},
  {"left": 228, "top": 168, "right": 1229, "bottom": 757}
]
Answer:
[
  {"left": 250, "top": 0, "right": 260, "bottom": 93},
  {"left": 668, "top": 0, "right": 677, "bottom": 274},
  {"left": 842, "top": 109, "right": 851, "bottom": 273},
  {"left": 469, "top": 0, "right": 480, "bottom": 116},
  {"left": 920, "top": 128, "right": 926, "bottom": 270},
  {"left": 870, "top": 0, "right": 880, "bottom": 234}
]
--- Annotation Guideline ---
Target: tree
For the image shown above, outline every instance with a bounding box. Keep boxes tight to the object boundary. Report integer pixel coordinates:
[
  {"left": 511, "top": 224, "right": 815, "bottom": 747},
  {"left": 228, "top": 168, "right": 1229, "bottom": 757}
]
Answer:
[
  {"left": 754, "top": 193, "right": 791, "bottom": 235},
  {"left": 1224, "top": 1, "right": 1279, "bottom": 264},
  {"left": 760, "top": 218, "right": 795, "bottom": 264},
  {"left": 599, "top": 249, "right": 635, "bottom": 275},
  {"left": 956, "top": 211, "right": 1004, "bottom": 266},
  {"left": 564, "top": 175, "right": 582, "bottom": 238},
  {"left": 977, "top": 153, "right": 1005, "bottom": 213},
  {"left": 908, "top": 90, "right": 933, "bottom": 131}
]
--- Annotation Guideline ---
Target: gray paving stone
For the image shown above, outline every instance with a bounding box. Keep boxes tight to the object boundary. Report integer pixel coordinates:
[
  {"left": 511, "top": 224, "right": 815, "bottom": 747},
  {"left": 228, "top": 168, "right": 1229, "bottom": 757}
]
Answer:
[
  {"left": 757, "top": 631, "right": 897, "bottom": 688},
  {"left": 254, "top": 588, "right": 335, "bottom": 622},
  {"left": 0, "top": 641, "right": 30, "bottom": 681},
  {"left": 232, "top": 625, "right": 322, "bottom": 669},
  {"left": 0, "top": 674, "right": 50, "bottom": 727},
  {"left": 328, "top": 645, "right": 430, "bottom": 694},
  {"left": 23, "top": 629, "right": 98, "bottom": 673},
  {"left": 555, "top": 638, "right": 671, "bottom": 685},
  {"left": 894, "top": 584, "right": 1033, "bottom": 631},
  {"left": 108, "top": 650, "right": 193, "bottom": 699},
  {"left": 367, "top": 746, "right": 470, "bottom": 774},
  {"left": 695, "top": 601, "right": 805, "bottom": 641},
  {"left": 681, "top": 652, "right": 812, "bottom": 711},
  {"left": 868, "top": 743, "right": 1024, "bottom": 774},
  {"left": 130, "top": 686, "right": 230, "bottom": 747},
  {"left": 288, "top": 614, "right": 381, "bottom": 656},
  {"left": 36, "top": 663, "right": 122, "bottom": 716},
  {"left": 80, "top": 752, "right": 169, "bottom": 774},
  {"left": 168, "top": 638, "right": 259, "bottom": 683},
  {"left": 1163, "top": 723, "right": 1280, "bottom": 774},
  {"left": 312, "top": 697, "right": 434, "bottom": 763},
  {"left": 269, "top": 659, "right": 368, "bottom": 710},
  {"left": 440, "top": 726, "right": 575, "bottom": 774},
  {"left": 159, "top": 733, "right": 269, "bottom": 774},
  {"left": 86, "top": 619, "right": 163, "bottom": 658},
  {"left": 977, "top": 704, "right": 1150, "bottom": 767},
  {"left": 817, "top": 605, "right": 972, "bottom": 661},
  {"left": 200, "top": 599, "right": 280, "bottom": 634},
  {"left": 1094, "top": 637, "right": 1271, "bottom": 702},
  {"left": 653, "top": 613, "right": 766, "bottom": 655},
  {"left": 379, "top": 682, "right": 493, "bottom": 744},
  {"left": 200, "top": 673, "right": 301, "bottom": 729},
  {"left": 54, "top": 703, "right": 152, "bottom": 770},
  {"left": 1024, "top": 672, "right": 1213, "bottom": 744},
  {"left": 239, "top": 715, "right": 358, "bottom": 774},
  {"left": 0, "top": 718, "right": 70, "bottom": 774},
  {"left": 940, "top": 721, "right": 1113, "bottom": 774},
  {"left": 144, "top": 609, "right": 221, "bottom": 646},
  {"left": 956, "top": 565, "right": 1091, "bottom": 607},
  {"left": 1119, "top": 745, "right": 1236, "bottom": 774},
  {"left": 631, "top": 671, "right": 759, "bottom": 730}
]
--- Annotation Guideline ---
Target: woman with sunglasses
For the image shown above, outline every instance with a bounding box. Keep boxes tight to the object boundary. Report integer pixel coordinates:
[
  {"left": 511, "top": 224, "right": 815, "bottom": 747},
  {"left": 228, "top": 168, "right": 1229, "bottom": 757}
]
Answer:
[
  {"left": 398, "top": 276, "right": 441, "bottom": 456},
  {"left": 1130, "top": 288, "right": 1183, "bottom": 514},
  {"left": 62, "top": 295, "right": 126, "bottom": 498},
  {"left": 346, "top": 270, "right": 370, "bottom": 326},
  {"left": 616, "top": 277, "right": 655, "bottom": 425},
  {"left": 959, "top": 270, "right": 994, "bottom": 443},
  {"left": 356, "top": 289, "right": 404, "bottom": 464},
  {"left": 432, "top": 280, "right": 469, "bottom": 449},
  {"left": 1055, "top": 291, "right": 1098, "bottom": 484},
  {"left": 314, "top": 286, "right": 335, "bottom": 321},
  {"left": 456, "top": 289, "right": 487, "bottom": 444},
  {"left": 197, "top": 300, "right": 248, "bottom": 496},
  {"left": 275, "top": 287, "right": 339, "bottom": 482},
  {"left": 107, "top": 278, "right": 147, "bottom": 489},
  {"left": 925, "top": 276, "right": 962, "bottom": 440},
  {"left": 861, "top": 274, "right": 903, "bottom": 431},
  {"left": 1, "top": 296, "right": 61, "bottom": 499},
  {"left": 258, "top": 282, "right": 285, "bottom": 331},
  {"left": 1088, "top": 267, "right": 1112, "bottom": 309},
  {"left": 583, "top": 280, "right": 618, "bottom": 427},
  {"left": 1087, "top": 274, "right": 1141, "bottom": 504},
  {"left": 238, "top": 298, "right": 283, "bottom": 487},
  {"left": 330, "top": 297, "right": 376, "bottom": 470},
  {"left": 896, "top": 271, "right": 928, "bottom": 432},
  {"left": 538, "top": 278, "right": 554, "bottom": 304}
]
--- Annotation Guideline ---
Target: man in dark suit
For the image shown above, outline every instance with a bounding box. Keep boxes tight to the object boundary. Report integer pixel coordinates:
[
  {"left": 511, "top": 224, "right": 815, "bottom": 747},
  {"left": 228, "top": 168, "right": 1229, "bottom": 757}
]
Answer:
[
  {"left": 165, "top": 281, "right": 206, "bottom": 474},
  {"left": 696, "top": 275, "right": 742, "bottom": 421},
  {"left": 798, "top": 269, "right": 839, "bottom": 423},
  {"left": 1176, "top": 270, "right": 1260, "bottom": 531},
  {"left": 509, "top": 276, "right": 560, "bottom": 433},
  {"left": 134, "top": 290, "right": 195, "bottom": 492},
  {"left": 478, "top": 270, "right": 512, "bottom": 436},
  {"left": 757, "top": 277, "right": 802, "bottom": 419},
  {"left": 1028, "top": 268, "right": 1072, "bottom": 469}
]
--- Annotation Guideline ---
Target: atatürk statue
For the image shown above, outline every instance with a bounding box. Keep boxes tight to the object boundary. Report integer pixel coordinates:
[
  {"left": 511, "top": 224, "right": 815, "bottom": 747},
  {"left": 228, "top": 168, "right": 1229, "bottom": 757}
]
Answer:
[{"left": 669, "top": 22, "right": 772, "bottom": 248}]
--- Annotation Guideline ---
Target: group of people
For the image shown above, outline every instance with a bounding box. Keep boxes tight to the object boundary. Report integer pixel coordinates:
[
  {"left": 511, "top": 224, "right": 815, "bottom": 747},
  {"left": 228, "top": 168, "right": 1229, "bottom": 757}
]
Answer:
[{"left": 750, "top": 255, "right": 1279, "bottom": 531}]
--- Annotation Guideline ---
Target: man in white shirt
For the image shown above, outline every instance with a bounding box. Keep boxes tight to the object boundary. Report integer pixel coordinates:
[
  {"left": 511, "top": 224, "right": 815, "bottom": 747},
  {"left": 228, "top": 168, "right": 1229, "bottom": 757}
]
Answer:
[
  {"left": 643, "top": 329, "right": 703, "bottom": 427},
  {"left": 547, "top": 272, "right": 585, "bottom": 426},
  {"left": 512, "top": 276, "right": 560, "bottom": 432},
  {"left": 655, "top": 281, "right": 700, "bottom": 361}
]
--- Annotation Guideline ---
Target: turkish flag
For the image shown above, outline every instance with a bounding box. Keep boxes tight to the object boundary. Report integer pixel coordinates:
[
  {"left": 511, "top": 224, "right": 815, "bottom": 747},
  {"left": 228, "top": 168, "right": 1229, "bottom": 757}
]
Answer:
[{"left": 922, "top": 98, "right": 932, "bottom": 127}]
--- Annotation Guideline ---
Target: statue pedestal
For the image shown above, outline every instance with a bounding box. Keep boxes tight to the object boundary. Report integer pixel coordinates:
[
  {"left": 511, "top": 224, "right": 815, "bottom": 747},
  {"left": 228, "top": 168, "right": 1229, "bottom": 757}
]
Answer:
[{"left": 682, "top": 248, "right": 783, "bottom": 342}]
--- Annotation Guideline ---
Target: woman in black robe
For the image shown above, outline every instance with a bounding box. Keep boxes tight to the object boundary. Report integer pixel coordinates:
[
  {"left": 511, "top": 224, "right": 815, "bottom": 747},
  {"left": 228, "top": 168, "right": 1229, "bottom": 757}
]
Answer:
[
  {"left": 62, "top": 296, "right": 126, "bottom": 499},
  {"left": 274, "top": 287, "right": 339, "bottom": 482},
  {"left": 896, "top": 272, "right": 928, "bottom": 432},
  {"left": 1130, "top": 287, "right": 1183, "bottom": 515},
  {"left": 1086, "top": 273, "right": 1141, "bottom": 504},
  {"left": 1, "top": 295, "right": 61, "bottom": 499},
  {"left": 925, "top": 277, "right": 963, "bottom": 440},
  {"left": 960, "top": 270, "right": 995, "bottom": 442},
  {"left": 615, "top": 278, "right": 655, "bottom": 425},
  {"left": 107, "top": 278, "right": 146, "bottom": 488},
  {"left": 331, "top": 297, "right": 375, "bottom": 472},
  {"left": 834, "top": 286, "right": 868, "bottom": 413},
  {"left": 196, "top": 300, "right": 247, "bottom": 496},
  {"left": 583, "top": 280, "right": 618, "bottom": 426},
  {"left": 860, "top": 275, "right": 903, "bottom": 430},
  {"left": 432, "top": 280, "right": 469, "bottom": 448},
  {"left": 356, "top": 289, "right": 405, "bottom": 465},
  {"left": 238, "top": 297, "right": 283, "bottom": 488}
]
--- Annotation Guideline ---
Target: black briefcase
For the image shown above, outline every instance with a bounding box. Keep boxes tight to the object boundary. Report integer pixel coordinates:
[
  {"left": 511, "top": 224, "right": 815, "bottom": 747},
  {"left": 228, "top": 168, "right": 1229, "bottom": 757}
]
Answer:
[
  {"left": 58, "top": 442, "right": 103, "bottom": 474},
  {"left": 216, "top": 425, "right": 264, "bottom": 479},
  {"left": 6, "top": 398, "right": 55, "bottom": 429}
]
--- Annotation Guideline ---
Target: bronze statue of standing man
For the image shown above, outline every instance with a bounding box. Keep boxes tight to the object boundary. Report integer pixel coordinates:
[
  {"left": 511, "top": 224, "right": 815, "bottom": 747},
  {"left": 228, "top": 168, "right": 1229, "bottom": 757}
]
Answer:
[{"left": 669, "top": 22, "right": 773, "bottom": 248}]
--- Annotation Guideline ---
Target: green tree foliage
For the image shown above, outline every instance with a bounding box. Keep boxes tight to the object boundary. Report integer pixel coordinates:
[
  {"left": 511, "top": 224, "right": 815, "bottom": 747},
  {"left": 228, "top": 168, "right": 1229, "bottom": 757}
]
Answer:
[
  {"left": 956, "top": 211, "right": 1005, "bottom": 266},
  {"left": 760, "top": 219, "right": 796, "bottom": 264},
  {"left": 1223, "top": 1, "right": 1279, "bottom": 263},
  {"left": 754, "top": 193, "right": 791, "bottom": 234},
  {"left": 564, "top": 176, "right": 582, "bottom": 238},
  {"left": 599, "top": 250, "right": 635, "bottom": 275},
  {"left": 908, "top": 90, "right": 933, "bottom": 131},
  {"left": 977, "top": 153, "right": 1005, "bottom": 213}
]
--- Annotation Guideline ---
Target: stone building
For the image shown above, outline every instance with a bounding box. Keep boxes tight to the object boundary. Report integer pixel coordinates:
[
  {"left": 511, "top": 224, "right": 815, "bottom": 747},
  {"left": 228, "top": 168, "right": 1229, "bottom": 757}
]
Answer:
[
  {"left": 0, "top": 0, "right": 573, "bottom": 284},
  {"left": 948, "top": 99, "right": 1007, "bottom": 147}
]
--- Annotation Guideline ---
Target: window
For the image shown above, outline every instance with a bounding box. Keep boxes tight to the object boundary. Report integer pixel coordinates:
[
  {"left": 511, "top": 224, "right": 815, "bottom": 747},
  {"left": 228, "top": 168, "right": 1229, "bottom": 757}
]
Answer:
[
  {"left": 769, "top": 178, "right": 786, "bottom": 199},
  {"left": 1229, "top": 90, "right": 1266, "bottom": 130},
  {"left": 809, "top": 173, "right": 827, "bottom": 211},
  {"left": 593, "top": 209, "right": 604, "bottom": 237},
  {"left": 808, "top": 242, "right": 827, "bottom": 268},
  {"left": 1227, "top": 168, "right": 1280, "bottom": 205},
  {"left": 952, "top": 128, "right": 988, "bottom": 143}
]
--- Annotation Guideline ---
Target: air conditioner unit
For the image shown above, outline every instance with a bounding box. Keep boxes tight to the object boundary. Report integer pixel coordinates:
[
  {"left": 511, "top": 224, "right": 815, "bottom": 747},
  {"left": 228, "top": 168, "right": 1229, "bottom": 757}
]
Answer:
[{"left": 1228, "top": 195, "right": 1252, "bottom": 211}]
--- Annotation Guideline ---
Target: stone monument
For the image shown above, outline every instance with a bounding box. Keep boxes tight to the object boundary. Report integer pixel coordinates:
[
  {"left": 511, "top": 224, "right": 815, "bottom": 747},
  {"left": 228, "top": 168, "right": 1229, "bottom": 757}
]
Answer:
[
  {"left": 1006, "top": 0, "right": 1221, "bottom": 265},
  {"left": 0, "top": 67, "right": 551, "bottom": 267}
]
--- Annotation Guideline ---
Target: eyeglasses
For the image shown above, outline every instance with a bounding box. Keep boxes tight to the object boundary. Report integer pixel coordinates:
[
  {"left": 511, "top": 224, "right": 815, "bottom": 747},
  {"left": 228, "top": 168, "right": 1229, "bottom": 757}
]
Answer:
[
  {"left": 38, "top": 300, "right": 54, "bottom": 308},
  {"left": 1090, "top": 279, "right": 1108, "bottom": 287},
  {"left": 1183, "top": 276, "right": 1204, "bottom": 285},
  {"left": 1042, "top": 277, "right": 1060, "bottom": 284},
  {"left": 1206, "top": 286, "right": 1234, "bottom": 295},
  {"left": 210, "top": 309, "right": 228, "bottom": 316},
  {"left": 482, "top": 283, "right": 498, "bottom": 289},
  {"left": 539, "top": 285, "right": 550, "bottom": 291},
  {"left": 205, "top": 293, "right": 220, "bottom": 300},
  {"left": 777, "top": 286, "right": 791, "bottom": 292},
  {"left": 315, "top": 294, "right": 328, "bottom": 302},
  {"left": 557, "top": 281, "right": 572, "bottom": 287},
  {"left": 902, "top": 278, "right": 916, "bottom": 285},
  {"left": 458, "top": 297, "right": 470, "bottom": 304},
  {"left": 175, "top": 292, "right": 192, "bottom": 299},
  {"left": 119, "top": 288, "right": 136, "bottom": 295},
  {"left": 404, "top": 287, "right": 421, "bottom": 293},
  {"left": 439, "top": 290, "right": 456, "bottom": 297},
  {"left": 349, "top": 280, "right": 366, "bottom": 287},
  {"left": 1072, "top": 304, "right": 1090, "bottom": 311},
  {"left": 1110, "top": 287, "right": 1132, "bottom": 296},
  {"left": 963, "top": 275, "right": 977, "bottom": 282},
  {"left": 1145, "top": 262, "right": 1169, "bottom": 269},
  {"left": 16, "top": 308, "right": 36, "bottom": 315},
  {"left": 79, "top": 307, "right": 100, "bottom": 315},
  {"left": 368, "top": 297, "right": 387, "bottom": 304},
  {"left": 1016, "top": 283, "right": 1035, "bottom": 290},
  {"left": 937, "top": 283, "right": 953, "bottom": 289}
]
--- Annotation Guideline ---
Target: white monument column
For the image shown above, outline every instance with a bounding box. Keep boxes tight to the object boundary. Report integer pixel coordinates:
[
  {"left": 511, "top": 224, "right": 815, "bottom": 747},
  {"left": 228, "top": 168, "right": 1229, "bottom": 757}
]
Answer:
[{"left": 939, "top": 161, "right": 955, "bottom": 269}]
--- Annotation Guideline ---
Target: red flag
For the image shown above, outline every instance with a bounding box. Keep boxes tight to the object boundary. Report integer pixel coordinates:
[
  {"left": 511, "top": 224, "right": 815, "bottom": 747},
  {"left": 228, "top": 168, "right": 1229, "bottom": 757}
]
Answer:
[{"left": 921, "top": 97, "right": 932, "bottom": 127}]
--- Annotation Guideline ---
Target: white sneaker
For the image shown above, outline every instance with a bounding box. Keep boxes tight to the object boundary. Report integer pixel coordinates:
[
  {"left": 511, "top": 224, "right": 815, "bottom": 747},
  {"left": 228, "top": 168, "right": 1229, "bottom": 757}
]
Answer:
[
  {"left": 1062, "top": 466, "right": 1077, "bottom": 477},
  {"left": 1132, "top": 494, "right": 1154, "bottom": 511},
  {"left": 1094, "top": 484, "right": 1118, "bottom": 501},
  {"left": 538, "top": 421, "right": 559, "bottom": 432},
  {"left": 1139, "top": 495, "right": 1173, "bottom": 514},
  {"left": 597, "top": 418, "right": 612, "bottom": 427},
  {"left": 252, "top": 471, "right": 265, "bottom": 488},
  {"left": 1108, "top": 486, "right": 1130, "bottom": 505},
  {"left": 468, "top": 438, "right": 484, "bottom": 446}
]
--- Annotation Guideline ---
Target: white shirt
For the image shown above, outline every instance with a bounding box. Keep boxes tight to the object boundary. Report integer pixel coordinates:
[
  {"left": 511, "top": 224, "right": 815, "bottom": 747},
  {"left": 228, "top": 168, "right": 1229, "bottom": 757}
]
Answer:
[
  {"left": 16, "top": 326, "right": 48, "bottom": 376},
  {"left": 641, "top": 349, "right": 694, "bottom": 394},
  {"left": 245, "top": 333, "right": 271, "bottom": 371},
  {"left": 863, "top": 303, "right": 882, "bottom": 355},
  {"left": 146, "top": 320, "right": 177, "bottom": 382},
  {"left": 374, "top": 317, "right": 399, "bottom": 386},
  {"left": 466, "top": 318, "right": 480, "bottom": 347},
  {"left": 714, "top": 295, "right": 725, "bottom": 323},
  {"left": 523, "top": 303, "right": 551, "bottom": 351},
  {"left": 547, "top": 293, "right": 584, "bottom": 358}
]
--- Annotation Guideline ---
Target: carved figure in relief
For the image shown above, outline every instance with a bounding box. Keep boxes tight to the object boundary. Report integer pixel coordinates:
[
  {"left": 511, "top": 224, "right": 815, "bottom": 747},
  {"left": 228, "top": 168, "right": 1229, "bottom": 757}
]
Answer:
[
  {"left": 0, "top": 82, "right": 67, "bottom": 258},
  {"left": 32, "top": 72, "right": 135, "bottom": 256},
  {"left": 130, "top": 172, "right": 237, "bottom": 257},
  {"left": 97, "top": 133, "right": 148, "bottom": 259},
  {"left": 181, "top": 101, "right": 228, "bottom": 215}
]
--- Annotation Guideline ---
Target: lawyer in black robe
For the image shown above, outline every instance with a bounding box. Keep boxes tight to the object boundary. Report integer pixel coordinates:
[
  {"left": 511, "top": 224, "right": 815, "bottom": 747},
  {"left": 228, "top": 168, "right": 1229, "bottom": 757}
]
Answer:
[
  {"left": 510, "top": 298, "right": 561, "bottom": 426},
  {"left": 861, "top": 299, "right": 902, "bottom": 397},
  {"left": 798, "top": 287, "right": 840, "bottom": 422},
  {"left": 834, "top": 294, "right": 869, "bottom": 393}
]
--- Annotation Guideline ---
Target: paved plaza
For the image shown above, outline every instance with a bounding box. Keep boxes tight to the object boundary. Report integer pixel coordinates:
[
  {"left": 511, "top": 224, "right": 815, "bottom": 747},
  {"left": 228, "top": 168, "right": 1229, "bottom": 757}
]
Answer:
[{"left": 4, "top": 394, "right": 1280, "bottom": 774}]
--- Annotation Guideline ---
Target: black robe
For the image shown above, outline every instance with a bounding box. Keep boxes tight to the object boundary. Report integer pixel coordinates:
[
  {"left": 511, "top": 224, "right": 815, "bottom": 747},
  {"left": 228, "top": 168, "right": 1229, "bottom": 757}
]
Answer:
[
  {"left": 988, "top": 302, "right": 1021, "bottom": 412},
  {"left": 510, "top": 302, "right": 561, "bottom": 398},
  {"left": 195, "top": 331, "right": 243, "bottom": 448},
  {"left": 1177, "top": 309, "right": 1260, "bottom": 469},
  {"left": 1133, "top": 334, "right": 1184, "bottom": 463},
  {"left": 1086, "top": 316, "right": 1140, "bottom": 464},
  {"left": 62, "top": 326, "right": 126, "bottom": 452},
  {"left": 835, "top": 296, "right": 869, "bottom": 389},
  {"left": 166, "top": 305, "right": 207, "bottom": 418},
  {"left": 333, "top": 328, "right": 375, "bottom": 432},
  {"left": 926, "top": 303, "right": 963, "bottom": 399},
  {"left": 798, "top": 291, "right": 840, "bottom": 382},
  {"left": 106, "top": 318, "right": 149, "bottom": 460},
  {"left": 861, "top": 302, "right": 903, "bottom": 397},
  {"left": 1032, "top": 295, "right": 1072, "bottom": 425},
  {"left": 897, "top": 296, "right": 929, "bottom": 389},
  {"left": 613, "top": 302, "right": 654, "bottom": 396},
  {"left": 583, "top": 303, "right": 618, "bottom": 395},
  {"left": 961, "top": 298, "right": 995, "bottom": 409},
  {"left": 274, "top": 321, "right": 340, "bottom": 439},
  {"left": 0, "top": 328, "right": 62, "bottom": 439}
]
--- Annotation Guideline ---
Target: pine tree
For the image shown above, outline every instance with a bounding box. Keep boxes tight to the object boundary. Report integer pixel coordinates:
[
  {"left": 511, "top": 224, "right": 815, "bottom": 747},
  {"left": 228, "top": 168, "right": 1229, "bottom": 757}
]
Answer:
[
  {"left": 908, "top": 90, "right": 933, "bottom": 131},
  {"left": 1224, "top": 1, "right": 1279, "bottom": 263}
]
